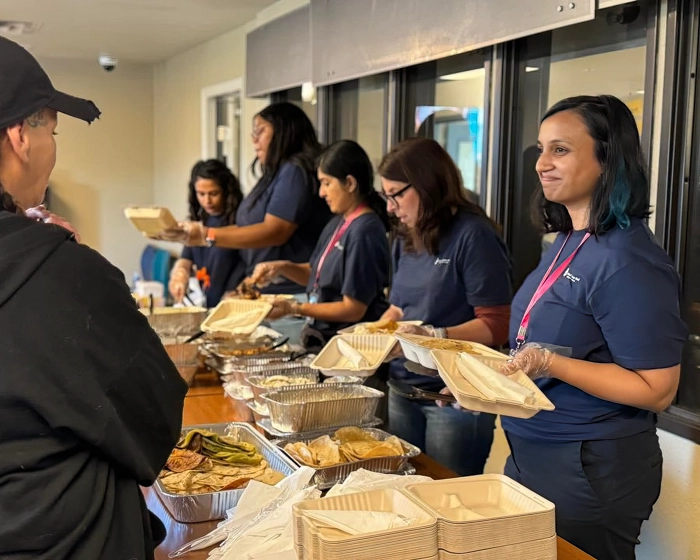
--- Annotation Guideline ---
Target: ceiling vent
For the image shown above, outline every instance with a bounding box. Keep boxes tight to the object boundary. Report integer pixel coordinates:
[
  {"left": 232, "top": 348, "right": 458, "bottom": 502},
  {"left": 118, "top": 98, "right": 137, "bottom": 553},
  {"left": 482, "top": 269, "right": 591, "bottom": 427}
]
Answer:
[{"left": 0, "top": 21, "right": 43, "bottom": 36}]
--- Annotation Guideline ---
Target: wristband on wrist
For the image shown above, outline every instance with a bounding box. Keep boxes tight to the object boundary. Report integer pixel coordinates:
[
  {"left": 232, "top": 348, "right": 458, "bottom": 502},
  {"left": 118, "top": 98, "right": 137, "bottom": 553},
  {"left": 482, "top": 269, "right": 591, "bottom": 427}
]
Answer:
[{"left": 205, "top": 227, "right": 216, "bottom": 247}]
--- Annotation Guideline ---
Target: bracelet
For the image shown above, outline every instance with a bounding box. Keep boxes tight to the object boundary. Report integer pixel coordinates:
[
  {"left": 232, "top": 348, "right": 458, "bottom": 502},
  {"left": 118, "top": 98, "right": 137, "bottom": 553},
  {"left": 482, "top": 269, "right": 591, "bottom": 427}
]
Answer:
[
  {"left": 434, "top": 327, "right": 447, "bottom": 339},
  {"left": 291, "top": 301, "right": 303, "bottom": 316}
]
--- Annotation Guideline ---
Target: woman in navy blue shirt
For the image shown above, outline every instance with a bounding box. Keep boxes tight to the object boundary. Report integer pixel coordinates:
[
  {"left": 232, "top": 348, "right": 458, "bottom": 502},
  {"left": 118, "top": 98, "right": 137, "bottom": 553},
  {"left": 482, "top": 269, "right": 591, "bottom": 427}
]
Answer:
[
  {"left": 501, "top": 95, "right": 686, "bottom": 560},
  {"left": 165, "top": 102, "right": 332, "bottom": 296},
  {"left": 248, "top": 140, "right": 391, "bottom": 349},
  {"left": 168, "top": 159, "right": 244, "bottom": 308},
  {"left": 378, "top": 137, "right": 512, "bottom": 476}
]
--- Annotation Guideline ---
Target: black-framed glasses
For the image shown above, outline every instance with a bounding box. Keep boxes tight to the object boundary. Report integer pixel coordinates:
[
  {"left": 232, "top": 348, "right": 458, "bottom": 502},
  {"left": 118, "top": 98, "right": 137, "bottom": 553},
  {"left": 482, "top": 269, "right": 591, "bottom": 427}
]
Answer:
[{"left": 381, "top": 183, "right": 413, "bottom": 205}]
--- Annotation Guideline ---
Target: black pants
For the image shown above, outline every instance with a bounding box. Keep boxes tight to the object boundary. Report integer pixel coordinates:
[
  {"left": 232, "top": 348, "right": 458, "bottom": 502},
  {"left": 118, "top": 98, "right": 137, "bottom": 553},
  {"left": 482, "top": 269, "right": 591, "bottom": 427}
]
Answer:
[{"left": 504, "top": 429, "right": 662, "bottom": 560}]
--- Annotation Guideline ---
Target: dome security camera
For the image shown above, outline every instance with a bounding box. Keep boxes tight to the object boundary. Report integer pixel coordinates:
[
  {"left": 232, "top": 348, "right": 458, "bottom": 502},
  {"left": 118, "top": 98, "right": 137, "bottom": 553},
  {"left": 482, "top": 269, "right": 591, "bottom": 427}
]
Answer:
[{"left": 98, "top": 55, "right": 118, "bottom": 72}]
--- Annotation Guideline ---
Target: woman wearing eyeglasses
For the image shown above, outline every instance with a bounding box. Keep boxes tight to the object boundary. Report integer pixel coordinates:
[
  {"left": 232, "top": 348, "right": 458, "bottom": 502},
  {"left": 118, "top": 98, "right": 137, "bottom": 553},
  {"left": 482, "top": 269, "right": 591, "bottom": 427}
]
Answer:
[
  {"left": 377, "top": 137, "right": 513, "bottom": 476},
  {"left": 161, "top": 102, "right": 332, "bottom": 297},
  {"left": 158, "top": 102, "right": 332, "bottom": 342}
]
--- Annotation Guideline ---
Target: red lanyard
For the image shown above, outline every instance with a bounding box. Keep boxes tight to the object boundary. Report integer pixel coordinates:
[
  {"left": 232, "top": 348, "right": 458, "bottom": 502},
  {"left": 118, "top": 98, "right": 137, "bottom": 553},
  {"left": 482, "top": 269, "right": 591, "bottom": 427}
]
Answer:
[
  {"left": 313, "top": 203, "right": 367, "bottom": 291},
  {"left": 515, "top": 231, "right": 591, "bottom": 350}
]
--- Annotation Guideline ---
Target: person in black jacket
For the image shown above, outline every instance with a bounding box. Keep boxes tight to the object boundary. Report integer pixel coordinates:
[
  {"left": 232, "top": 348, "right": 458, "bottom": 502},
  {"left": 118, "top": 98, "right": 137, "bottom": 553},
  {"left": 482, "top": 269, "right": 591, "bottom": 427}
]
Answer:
[{"left": 0, "top": 36, "right": 187, "bottom": 559}]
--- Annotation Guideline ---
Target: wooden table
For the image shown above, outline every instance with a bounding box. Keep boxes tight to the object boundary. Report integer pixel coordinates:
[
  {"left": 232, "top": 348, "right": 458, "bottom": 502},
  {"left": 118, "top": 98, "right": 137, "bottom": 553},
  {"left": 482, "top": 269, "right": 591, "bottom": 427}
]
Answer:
[{"left": 147, "top": 372, "right": 594, "bottom": 560}]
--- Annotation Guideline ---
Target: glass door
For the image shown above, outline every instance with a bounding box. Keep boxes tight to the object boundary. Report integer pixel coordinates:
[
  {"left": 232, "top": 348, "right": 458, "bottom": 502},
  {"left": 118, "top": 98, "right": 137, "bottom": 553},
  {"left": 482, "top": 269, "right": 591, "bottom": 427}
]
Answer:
[{"left": 401, "top": 50, "right": 491, "bottom": 206}]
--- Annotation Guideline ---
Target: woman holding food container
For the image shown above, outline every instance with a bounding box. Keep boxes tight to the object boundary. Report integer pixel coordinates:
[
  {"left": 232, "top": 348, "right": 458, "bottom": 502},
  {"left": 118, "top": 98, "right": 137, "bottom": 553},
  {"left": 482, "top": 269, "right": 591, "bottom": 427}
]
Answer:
[
  {"left": 159, "top": 102, "right": 332, "bottom": 343},
  {"left": 168, "top": 159, "right": 245, "bottom": 308},
  {"left": 377, "top": 137, "right": 513, "bottom": 476},
  {"left": 248, "top": 139, "right": 392, "bottom": 350},
  {"left": 490, "top": 95, "right": 686, "bottom": 560}
]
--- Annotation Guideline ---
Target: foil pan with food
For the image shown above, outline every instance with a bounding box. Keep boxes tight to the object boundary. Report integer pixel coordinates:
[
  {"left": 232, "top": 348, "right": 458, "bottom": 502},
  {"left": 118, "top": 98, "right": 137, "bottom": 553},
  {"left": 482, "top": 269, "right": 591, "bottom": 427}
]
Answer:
[
  {"left": 214, "top": 353, "right": 315, "bottom": 381},
  {"left": 278, "top": 427, "right": 420, "bottom": 489},
  {"left": 154, "top": 423, "right": 297, "bottom": 523},
  {"left": 260, "top": 384, "right": 383, "bottom": 433}
]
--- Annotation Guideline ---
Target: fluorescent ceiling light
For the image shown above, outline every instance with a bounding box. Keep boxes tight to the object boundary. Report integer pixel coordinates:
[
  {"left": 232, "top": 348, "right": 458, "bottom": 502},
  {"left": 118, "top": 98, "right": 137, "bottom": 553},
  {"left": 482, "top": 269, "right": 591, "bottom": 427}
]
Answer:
[
  {"left": 440, "top": 68, "right": 486, "bottom": 81},
  {"left": 526, "top": 66, "right": 539, "bottom": 72}
]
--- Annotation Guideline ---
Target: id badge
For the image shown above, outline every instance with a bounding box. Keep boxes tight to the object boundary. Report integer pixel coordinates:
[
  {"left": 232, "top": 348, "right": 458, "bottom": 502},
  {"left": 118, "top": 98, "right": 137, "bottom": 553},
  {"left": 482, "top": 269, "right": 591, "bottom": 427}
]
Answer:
[{"left": 307, "top": 291, "right": 318, "bottom": 324}]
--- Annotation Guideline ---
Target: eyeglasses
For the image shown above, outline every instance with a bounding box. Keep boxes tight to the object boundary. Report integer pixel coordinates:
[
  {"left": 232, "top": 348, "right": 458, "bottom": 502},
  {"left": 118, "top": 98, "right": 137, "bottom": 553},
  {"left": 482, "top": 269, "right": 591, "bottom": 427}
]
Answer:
[
  {"left": 381, "top": 183, "right": 413, "bottom": 205},
  {"left": 251, "top": 127, "right": 267, "bottom": 141}
]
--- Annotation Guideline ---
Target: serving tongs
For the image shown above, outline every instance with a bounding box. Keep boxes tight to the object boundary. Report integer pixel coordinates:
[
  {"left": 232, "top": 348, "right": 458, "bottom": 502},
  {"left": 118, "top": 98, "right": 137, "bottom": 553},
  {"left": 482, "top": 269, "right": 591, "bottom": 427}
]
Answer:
[{"left": 387, "top": 379, "right": 457, "bottom": 403}]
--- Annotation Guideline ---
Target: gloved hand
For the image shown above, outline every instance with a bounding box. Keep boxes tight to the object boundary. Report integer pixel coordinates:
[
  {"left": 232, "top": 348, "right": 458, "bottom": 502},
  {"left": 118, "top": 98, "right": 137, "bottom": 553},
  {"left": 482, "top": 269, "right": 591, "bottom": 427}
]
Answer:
[
  {"left": 168, "top": 265, "right": 191, "bottom": 303},
  {"left": 500, "top": 343, "right": 555, "bottom": 380},
  {"left": 25, "top": 205, "right": 82, "bottom": 242},
  {"left": 152, "top": 221, "right": 207, "bottom": 246},
  {"left": 383, "top": 341, "right": 405, "bottom": 362},
  {"left": 436, "top": 387, "right": 462, "bottom": 410},
  {"left": 395, "top": 324, "right": 446, "bottom": 338},
  {"left": 267, "top": 298, "right": 301, "bottom": 320},
  {"left": 250, "top": 261, "right": 288, "bottom": 288}
]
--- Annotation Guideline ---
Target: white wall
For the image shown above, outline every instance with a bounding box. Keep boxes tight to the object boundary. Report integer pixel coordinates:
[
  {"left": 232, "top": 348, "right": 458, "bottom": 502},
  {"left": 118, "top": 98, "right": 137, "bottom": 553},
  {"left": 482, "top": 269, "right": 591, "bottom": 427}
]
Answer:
[{"left": 38, "top": 57, "right": 154, "bottom": 278}]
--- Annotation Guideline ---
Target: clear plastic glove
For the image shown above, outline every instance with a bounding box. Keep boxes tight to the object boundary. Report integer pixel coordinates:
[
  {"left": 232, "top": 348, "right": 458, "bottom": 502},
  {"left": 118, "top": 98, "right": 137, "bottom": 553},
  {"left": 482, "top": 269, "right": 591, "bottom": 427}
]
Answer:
[
  {"left": 153, "top": 221, "right": 207, "bottom": 246},
  {"left": 500, "top": 343, "right": 555, "bottom": 380},
  {"left": 383, "top": 341, "right": 405, "bottom": 363},
  {"left": 25, "top": 205, "right": 82, "bottom": 242},
  {"left": 395, "top": 324, "right": 446, "bottom": 338},
  {"left": 267, "top": 298, "right": 298, "bottom": 320},
  {"left": 168, "top": 265, "right": 190, "bottom": 303},
  {"left": 250, "top": 261, "right": 288, "bottom": 288}
]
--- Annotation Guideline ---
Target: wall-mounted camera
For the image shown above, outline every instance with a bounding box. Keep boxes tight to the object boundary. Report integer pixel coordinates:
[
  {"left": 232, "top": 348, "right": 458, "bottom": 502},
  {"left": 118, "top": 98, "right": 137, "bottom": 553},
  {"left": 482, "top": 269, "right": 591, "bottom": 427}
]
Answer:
[{"left": 98, "top": 54, "right": 118, "bottom": 72}]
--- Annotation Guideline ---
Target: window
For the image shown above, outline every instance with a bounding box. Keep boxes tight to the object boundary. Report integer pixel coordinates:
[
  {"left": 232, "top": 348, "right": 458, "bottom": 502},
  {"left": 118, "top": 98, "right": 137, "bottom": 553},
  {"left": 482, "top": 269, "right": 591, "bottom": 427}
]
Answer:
[
  {"left": 329, "top": 74, "right": 389, "bottom": 188},
  {"left": 401, "top": 50, "right": 491, "bottom": 206},
  {"left": 505, "top": 1, "right": 651, "bottom": 289},
  {"left": 271, "top": 86, "right": 318, "bottom": 129}
]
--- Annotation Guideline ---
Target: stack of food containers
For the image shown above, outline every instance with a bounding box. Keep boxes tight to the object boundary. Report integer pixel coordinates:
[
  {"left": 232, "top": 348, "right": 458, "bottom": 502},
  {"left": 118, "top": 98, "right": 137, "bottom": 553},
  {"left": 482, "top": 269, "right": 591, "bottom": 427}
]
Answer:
[{"left": 293, "top": 474, "right": 556, "bottom": 560}]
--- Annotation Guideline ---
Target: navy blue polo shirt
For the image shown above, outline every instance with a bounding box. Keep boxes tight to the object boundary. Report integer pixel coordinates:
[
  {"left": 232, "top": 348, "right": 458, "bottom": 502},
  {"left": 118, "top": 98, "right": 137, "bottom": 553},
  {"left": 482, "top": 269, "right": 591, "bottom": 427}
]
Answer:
[
  {"left": 236, "top": 162, "right": 332, "bottom": 294},
  {"left": 306, "top": 212, "right": 391, "bottom": 340},
  {"left": 182, "top": 214, "right": 245, "bottom": 308},
  {"left": 501, "top": 218, "right": 687, "bottom": 442},
  {"left": 389, "top": 210, "right": 512, "bottom": 390}
]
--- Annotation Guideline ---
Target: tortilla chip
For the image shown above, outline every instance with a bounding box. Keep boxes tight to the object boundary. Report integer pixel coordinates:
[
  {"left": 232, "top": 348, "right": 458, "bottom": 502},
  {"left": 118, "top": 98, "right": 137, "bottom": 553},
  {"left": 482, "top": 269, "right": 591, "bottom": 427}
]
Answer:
[
  {"left": 308, "top": 435, "right": 341, "bottom": 466},
  {"left": 284, "top": 442, "right": 316, "bottom": 466}
]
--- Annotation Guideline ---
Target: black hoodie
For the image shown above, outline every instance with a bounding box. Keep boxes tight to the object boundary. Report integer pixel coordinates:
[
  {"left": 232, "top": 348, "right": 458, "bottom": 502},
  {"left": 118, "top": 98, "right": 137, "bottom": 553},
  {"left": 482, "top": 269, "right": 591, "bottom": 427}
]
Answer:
[{"left": 0, "top": 212, "right": 188, "bottom": 560}]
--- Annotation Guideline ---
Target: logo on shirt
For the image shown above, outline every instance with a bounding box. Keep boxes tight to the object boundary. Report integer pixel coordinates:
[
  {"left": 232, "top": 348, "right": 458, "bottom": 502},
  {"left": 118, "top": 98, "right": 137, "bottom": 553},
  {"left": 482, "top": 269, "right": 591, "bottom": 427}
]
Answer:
[
  {"left": 335, "top": 243, "right": 344, "bottom": 252},
  {"left": 434, "top": 258, "right": 450, "bottom": 266},
  {"left": 563, "top": 267, "right": 581, "bottom": 283}
]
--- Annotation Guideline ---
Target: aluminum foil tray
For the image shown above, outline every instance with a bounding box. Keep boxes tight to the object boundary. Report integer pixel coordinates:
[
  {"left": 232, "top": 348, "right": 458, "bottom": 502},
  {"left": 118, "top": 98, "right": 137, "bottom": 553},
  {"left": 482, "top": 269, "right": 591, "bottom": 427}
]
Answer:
[
  {"left": 216, "top": 355, "right": 316, "bottom": 383},
  {"left": 260, "top": 385, "right": 383, "bottom": 433},
  {"left": 274, "top": 428, "right": 421, "bottom": 490},
  {"left": 256, "top": 416, "right": 383, "bottom": 439},
  {"left": 153, "top": 422, "right": 298, "bottom": 523},
  {"left": 247, "top": 368, "right": 319, "bottom": 402}
]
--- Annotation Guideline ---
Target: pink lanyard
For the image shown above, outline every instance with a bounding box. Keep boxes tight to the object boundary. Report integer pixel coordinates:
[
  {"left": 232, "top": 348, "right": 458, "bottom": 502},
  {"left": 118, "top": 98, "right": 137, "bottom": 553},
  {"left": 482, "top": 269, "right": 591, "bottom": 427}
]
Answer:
[
  {"left": 313, "top": 203, "right": 367, "bottom": 292},
  {"left": 515, "top": 231, "right": 591, "bottom": 351}
]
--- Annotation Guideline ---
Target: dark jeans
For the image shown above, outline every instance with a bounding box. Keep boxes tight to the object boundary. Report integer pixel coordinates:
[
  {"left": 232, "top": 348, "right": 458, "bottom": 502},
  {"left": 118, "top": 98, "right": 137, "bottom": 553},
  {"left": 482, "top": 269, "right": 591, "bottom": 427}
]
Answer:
[
  {"left": 504, "top": 429, "right": 662, "bottom": 560},
  {"left": 388, "top": 388, "right": 496, "bottom": 476}
]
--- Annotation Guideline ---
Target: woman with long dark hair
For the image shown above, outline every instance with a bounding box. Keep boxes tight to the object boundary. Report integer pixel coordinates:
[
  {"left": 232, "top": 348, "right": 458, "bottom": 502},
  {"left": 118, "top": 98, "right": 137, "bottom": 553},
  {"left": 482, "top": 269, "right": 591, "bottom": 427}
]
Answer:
[
  {"left": 168, "top": 159, "right": 244, "bottom": 308},
  {"left": 498, "top": 95, "right": 686, "bottom": 560},
  {"left": 377, "top": 137, "right": 512, "bottom": 476},
  {"left": 162, "top": 102, "right": 332, "bottom": 296},
  {"left": 249, "top": 139, "right": 391, "bottom": 348}
]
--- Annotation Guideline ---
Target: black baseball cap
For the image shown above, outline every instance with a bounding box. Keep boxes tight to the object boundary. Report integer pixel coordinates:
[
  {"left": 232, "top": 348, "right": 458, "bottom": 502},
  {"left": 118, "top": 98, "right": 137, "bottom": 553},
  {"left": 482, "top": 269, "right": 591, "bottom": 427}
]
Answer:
[{"left": 0, "top": 36, "right": 101, "bottom": 130}]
